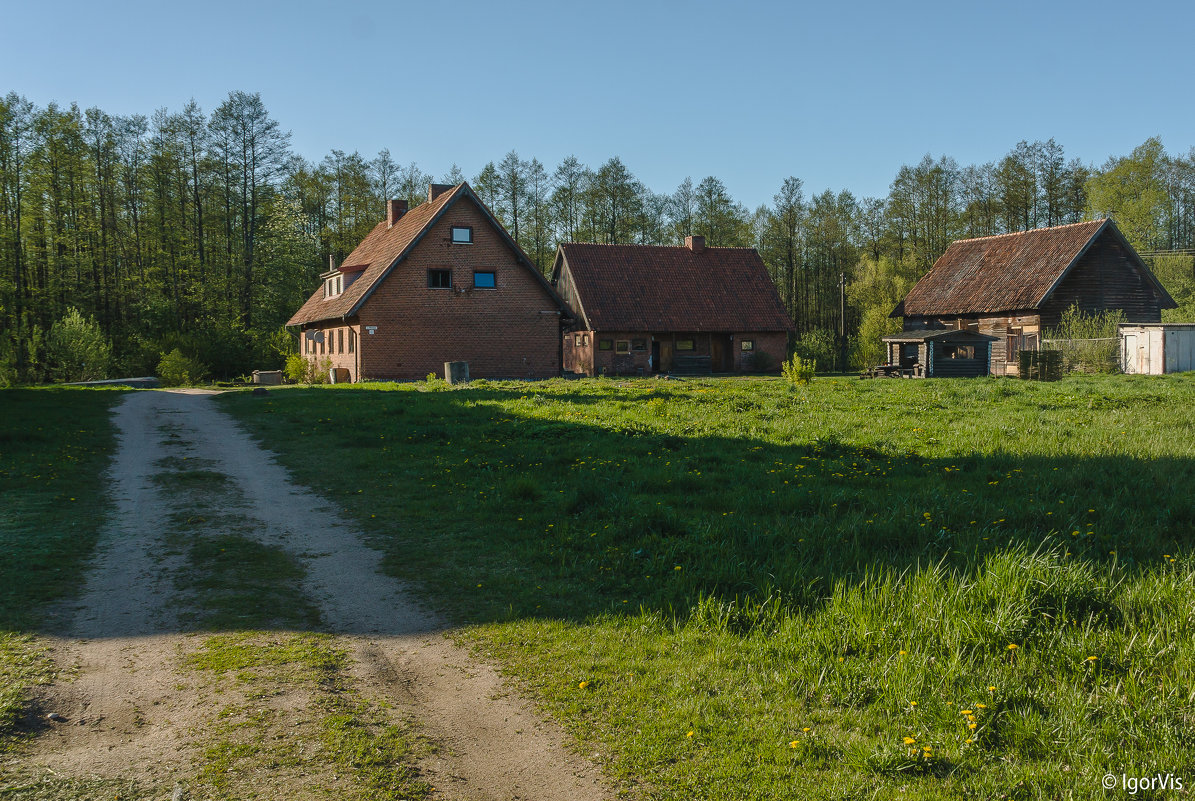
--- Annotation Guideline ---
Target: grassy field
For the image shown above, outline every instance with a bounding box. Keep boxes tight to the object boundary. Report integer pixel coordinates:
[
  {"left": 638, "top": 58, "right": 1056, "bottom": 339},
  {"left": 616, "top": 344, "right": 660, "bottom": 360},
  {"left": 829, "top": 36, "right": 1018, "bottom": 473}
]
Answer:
[
  {"left": 0, "top": 387, "right": 121, "bottom": 744},
  {"left": 222, "top": 374, "right": 1195, "bottom": 800}
]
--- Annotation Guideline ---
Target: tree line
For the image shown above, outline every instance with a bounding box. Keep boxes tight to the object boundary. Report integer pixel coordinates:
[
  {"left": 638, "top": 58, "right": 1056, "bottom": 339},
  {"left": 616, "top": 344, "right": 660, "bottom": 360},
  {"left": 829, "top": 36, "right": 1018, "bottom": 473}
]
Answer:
[{"left": 2, "top": 90, "right": 1193, "bottom": 382}]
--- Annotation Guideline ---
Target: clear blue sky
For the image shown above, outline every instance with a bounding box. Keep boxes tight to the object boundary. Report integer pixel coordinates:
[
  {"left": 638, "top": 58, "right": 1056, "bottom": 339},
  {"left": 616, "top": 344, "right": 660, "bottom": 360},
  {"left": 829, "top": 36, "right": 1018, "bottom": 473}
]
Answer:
[{"left": 4, "top": 0, "right": 1192, "bottom": 209}]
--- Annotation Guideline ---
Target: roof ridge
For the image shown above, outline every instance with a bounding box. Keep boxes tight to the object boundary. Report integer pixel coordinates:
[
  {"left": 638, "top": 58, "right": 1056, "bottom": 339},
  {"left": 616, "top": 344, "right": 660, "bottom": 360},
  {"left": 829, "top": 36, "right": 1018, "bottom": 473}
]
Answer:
[{"left": 950, "top": 219, "right": 1103, "bottom": 246}]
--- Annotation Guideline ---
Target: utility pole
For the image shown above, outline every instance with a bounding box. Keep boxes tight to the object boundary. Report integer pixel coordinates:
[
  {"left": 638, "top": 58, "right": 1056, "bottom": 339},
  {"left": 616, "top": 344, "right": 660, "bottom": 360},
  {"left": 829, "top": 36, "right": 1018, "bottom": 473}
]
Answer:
[{"left": 839, "top": 271, "right": 848, "bottom": 372}]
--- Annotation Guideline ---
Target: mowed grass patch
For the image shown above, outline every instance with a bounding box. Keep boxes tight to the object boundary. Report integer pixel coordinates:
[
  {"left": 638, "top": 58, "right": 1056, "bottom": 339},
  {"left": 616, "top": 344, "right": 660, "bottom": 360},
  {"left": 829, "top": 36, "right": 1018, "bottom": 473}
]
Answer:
[
  {"left": 0, "top": 387, "right": 120, "bottom": 745},
  {"left": 222, "top": 375, "right": 1195, "bottom": 799}
]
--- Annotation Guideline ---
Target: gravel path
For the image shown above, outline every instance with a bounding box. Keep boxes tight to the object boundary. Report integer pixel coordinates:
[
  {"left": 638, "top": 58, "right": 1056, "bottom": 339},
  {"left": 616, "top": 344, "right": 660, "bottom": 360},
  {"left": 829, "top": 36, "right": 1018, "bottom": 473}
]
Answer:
[{"left": 11, "top": 389, "right": 612, "bottom": 800}]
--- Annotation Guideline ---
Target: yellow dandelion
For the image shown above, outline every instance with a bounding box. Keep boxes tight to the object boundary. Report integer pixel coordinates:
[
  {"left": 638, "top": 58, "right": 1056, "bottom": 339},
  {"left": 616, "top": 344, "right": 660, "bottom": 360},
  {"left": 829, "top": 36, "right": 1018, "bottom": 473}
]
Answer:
[
  {"left": 909, "top": 701, "right": 917, "bottom": 707},
  {"left": 674, "top": 565, "right": 683, "bottom": 571},
  {"left": 1085, "top": 655, "right": 1098, "bottom": 662},
  {"left": 899, "top": 650, "right": 908, "bottom": 655},
  {"left": 988, "top": 685, "right": 996, "bottom": 691},
  {"left": 903, "top": 736, "right": 916, "bottom": 745},
  {"left": 578, "top": 681, "right": 589, "bottom": 689},
  {"left": 686, "top": 730, "right": 694, "bottom": 738},
  {"left": 976, "top": 703, "right": 986, "bottom": 709},
  {"left": 1006, "top": 644, "right": 1018, "bottom": 650},
  {"left": 960, "top": 710, "right": 973, "bottom": 715},
  {"left": 802, "top": 727, "right": 811, "bottom": 732},
  {"left": 968, "top": 722, "right": 977, "bottom": 730},
  {"left": 965, "top": 738, "right": 974, "bottom": 744},
  {"left": 789, "top": 740, "right": 799, "bottom": 748}
]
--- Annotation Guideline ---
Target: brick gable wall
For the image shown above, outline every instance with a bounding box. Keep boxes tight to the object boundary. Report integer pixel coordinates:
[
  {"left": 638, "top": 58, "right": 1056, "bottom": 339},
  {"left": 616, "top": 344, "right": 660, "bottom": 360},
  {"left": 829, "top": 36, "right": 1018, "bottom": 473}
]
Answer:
[{"left": 356, "top": 197, "right": 562, "bottom": 380}]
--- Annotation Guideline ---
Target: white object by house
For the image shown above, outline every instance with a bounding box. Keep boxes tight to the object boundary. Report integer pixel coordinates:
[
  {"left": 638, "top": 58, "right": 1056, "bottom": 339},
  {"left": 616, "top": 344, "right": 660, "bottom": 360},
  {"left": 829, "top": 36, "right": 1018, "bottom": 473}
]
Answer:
[{"left": 1120, "top": 323, "right": 1195, "bottom": 374}]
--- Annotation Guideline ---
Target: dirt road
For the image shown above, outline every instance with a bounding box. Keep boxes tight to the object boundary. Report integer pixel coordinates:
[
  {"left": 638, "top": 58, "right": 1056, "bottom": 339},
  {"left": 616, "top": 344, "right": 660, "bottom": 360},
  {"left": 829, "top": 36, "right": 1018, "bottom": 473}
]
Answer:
[{"left": 6, "top": 389, "right": 612, "bottom": 800}]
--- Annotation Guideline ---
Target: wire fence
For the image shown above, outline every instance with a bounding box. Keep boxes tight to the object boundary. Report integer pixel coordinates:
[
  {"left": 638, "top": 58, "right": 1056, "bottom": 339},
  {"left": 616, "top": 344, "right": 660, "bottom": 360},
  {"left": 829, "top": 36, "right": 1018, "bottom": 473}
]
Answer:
[{"left": 1040, "top": 337, "right": 1121, "bottom": 374}]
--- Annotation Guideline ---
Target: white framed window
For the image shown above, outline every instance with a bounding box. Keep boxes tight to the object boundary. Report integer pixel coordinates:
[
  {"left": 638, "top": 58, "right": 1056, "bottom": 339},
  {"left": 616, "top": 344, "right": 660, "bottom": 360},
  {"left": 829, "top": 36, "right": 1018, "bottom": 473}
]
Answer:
[{"left": 451, "top": 226, "right": 473, "bottom": 244}]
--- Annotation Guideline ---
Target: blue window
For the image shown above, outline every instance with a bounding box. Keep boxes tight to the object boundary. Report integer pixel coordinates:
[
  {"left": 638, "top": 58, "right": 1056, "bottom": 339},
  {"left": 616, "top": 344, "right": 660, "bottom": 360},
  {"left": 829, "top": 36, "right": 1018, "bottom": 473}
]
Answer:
[{"left": 473, "top": 271, "right": 496, "bottom": 289}]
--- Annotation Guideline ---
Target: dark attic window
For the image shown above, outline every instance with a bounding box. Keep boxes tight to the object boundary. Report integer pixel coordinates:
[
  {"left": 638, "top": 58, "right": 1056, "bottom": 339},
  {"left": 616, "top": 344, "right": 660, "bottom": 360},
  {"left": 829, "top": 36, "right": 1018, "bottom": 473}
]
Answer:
[
  {"left": 473, "top": 270, "right": 496, "bottom": 289},
  {"left": 598, "top": 339, "right": 613, "bottom": 351},
  {"left": 427, "top": 269, "right": 452, "bottom": 289},
  {"left": 451, "top": 226, "right": 473, "bottom": 244}
]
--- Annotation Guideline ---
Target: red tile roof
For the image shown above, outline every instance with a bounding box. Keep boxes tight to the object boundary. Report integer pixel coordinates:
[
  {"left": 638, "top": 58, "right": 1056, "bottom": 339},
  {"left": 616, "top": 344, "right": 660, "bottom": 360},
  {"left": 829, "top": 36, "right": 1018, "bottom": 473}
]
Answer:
[
  {"left": 287, "top": 185, "right": 466, "bottom": 326},
  {"left": 556, "top": 243, "right": 794, "bottom": 332},
  {"left": 288, "top": 183, "right": 559, "bottom": 327},
  {"left": 895, "top": 220, "right": 1116, "bottom": 317}
]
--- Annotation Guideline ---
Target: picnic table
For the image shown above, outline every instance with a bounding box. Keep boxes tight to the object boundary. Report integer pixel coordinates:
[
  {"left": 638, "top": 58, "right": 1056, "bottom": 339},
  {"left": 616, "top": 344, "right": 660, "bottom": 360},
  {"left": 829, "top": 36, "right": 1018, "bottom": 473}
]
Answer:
[{"left": 860, "top": 364, "right": 921, "bottom": 379}]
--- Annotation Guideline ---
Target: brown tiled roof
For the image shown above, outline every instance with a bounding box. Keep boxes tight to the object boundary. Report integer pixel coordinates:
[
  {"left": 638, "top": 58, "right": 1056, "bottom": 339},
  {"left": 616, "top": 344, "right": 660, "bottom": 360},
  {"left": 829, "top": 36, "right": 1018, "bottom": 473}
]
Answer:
[
  {"left": 287, "top": 185, "right": 465, "bottom": 326},
  {"left": 894, "top": 220, "right": 1111, "bottom": 317},
  {"left": 287, "top": 182, "right": 564, "bottom": 326},
  {"left": 556, "top": 243, "right": 794, "bottom": 332}
]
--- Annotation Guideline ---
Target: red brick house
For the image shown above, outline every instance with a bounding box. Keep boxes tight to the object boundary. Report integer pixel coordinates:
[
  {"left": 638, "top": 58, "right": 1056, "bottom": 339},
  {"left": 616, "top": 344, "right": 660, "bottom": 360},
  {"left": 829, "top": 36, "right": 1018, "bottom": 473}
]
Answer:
[
  {"left": 551, "top": 236, "right": 795, "bottom": 375},
  {"left": 287, "top": 183, "right": 566, "bottom": 381},
  {"left": 891, "top": 219, "right": 1176, "bottom": 375}
]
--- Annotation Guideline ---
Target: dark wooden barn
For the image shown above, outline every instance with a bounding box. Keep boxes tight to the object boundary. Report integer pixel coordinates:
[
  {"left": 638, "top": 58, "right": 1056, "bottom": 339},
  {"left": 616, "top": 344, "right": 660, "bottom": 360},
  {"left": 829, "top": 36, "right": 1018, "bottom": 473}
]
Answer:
[
  {"left": 891, "top": 219, "right": 1176, "bottom": 375},
  {"left": 881, "top": 329, "right": 997, "bottom": 377}
]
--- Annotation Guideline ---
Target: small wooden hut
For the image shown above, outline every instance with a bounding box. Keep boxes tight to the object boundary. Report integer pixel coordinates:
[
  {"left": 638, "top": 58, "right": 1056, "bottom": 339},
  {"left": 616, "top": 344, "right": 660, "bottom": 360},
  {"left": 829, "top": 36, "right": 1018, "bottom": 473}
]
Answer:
[{"left": 881, "top": 329, "right": 997, "bottom": 378}]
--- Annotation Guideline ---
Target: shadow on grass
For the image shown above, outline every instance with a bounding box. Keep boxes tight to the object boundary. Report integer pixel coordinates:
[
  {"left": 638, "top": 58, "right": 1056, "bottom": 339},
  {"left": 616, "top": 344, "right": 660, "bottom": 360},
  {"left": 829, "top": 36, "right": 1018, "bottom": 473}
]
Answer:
[{"left": 210, "top": 382, "right": 1195, "bottom": 632}]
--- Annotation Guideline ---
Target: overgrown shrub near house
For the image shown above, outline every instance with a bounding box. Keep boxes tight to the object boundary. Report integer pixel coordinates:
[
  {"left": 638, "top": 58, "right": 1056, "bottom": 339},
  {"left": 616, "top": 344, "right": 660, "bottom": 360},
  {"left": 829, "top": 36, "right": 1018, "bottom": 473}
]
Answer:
[
  {"left": 47, "top": 308, "right": 111, "bottom": 382},
  {"left": 1043, "top": 304, "right": 1124, "bottom": 373},
  {"left": 283, "top": 356, "right": 331, "bottom": 384},
  {"left": 792, "top": 328, "right": 837, "bottom": 372},
  {"left": 781, "top": 354, "right": 816, "bottom": 385},
  {"left": 157, "top": 349, "right": 210, "bottom": 387}
]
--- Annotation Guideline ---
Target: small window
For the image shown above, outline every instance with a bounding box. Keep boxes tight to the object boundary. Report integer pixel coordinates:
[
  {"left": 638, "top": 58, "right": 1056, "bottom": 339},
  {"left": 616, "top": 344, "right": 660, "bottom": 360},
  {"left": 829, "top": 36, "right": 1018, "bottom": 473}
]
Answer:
[
  {"left": 598, "top": 339, "right": 613, "bottom": 351},
  {"left": 942, "top": 344, "right": 976, "bottom": 360},
  {"left": 632, "top": 339, "right": 647, "bottom": 352},
  {"left": 451, "top": 226, "right": 473, "bottom": 244},
  {"left": 574, "top": 334, "right": 583, "bottom": 346},
  {"left": 348, "top": 328, "right": 355, "bottom": 353},
  {"left": 338, "top": 328, "right": 345, "bottom": 354},
  {"left": 473, "top": 270, "right": 496, "bottom": 289},
  {"left": 428, "top": 269, "right": 452, "bottom": 288},
  {"left": 676, "top": 339, "right": 695, "bottom": 351},
  {"left": 615, "top": 340, "right": 630, "bottom": 354},
  {"left": 582, "top": 334, "right": 589, "bottom": 346},
  {"left": 740, "top": 339, "right": 755, "bottom": 351}
]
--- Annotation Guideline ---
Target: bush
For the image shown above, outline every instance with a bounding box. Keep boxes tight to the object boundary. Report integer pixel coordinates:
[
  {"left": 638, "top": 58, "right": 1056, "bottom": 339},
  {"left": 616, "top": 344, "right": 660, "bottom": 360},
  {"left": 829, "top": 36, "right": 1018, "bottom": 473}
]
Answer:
[
  {"left": 1043, "top": 305, "right": 1124, "bottom": 374},
  {"left": 47, "top": 308, "right": 112, "bottom": 382},
  {"left": 157, "top": 348, "right": 210, "bottom": 387},
  {"left": 284, "top": 354, "right": 308, "bottom": 384},
  {"left": 781, "top": 354, "right": 816, "bottom": 386},
  {"left": 792, "top": 329, "right": 837, "bottom": 372}
]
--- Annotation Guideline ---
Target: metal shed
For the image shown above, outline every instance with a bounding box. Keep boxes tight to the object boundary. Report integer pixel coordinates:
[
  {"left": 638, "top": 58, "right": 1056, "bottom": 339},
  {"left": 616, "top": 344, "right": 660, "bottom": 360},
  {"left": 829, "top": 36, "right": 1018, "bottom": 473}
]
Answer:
[
  {"left": 1120, "top": 323, "right": 1195, "bottom": 374},
  {"left": 880, "top": 329, "right": 997, "bottom": 378}
]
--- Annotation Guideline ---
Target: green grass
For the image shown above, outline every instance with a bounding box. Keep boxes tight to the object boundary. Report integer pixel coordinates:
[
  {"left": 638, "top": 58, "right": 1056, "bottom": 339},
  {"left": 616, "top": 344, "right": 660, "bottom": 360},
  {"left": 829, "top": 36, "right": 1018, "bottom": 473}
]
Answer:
[
  {"left": 0, "top": 387, "right": 120, "bottom": 745},
  {"left": 221, "top": 374, "right": 1195, "bottom": 800}
]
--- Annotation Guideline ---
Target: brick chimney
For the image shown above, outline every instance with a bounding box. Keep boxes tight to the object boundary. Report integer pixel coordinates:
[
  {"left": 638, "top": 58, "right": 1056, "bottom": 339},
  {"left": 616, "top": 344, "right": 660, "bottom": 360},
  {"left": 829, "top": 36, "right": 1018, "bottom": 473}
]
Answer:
[
  {"left": 428, "top": 183, "right": 454, "bottom": 202},
  {"left": 685, "top": 235, "right": 706, "bottom": 253},
  {"left": 387, "top": 198, "right": 408, "bottom": 228}
]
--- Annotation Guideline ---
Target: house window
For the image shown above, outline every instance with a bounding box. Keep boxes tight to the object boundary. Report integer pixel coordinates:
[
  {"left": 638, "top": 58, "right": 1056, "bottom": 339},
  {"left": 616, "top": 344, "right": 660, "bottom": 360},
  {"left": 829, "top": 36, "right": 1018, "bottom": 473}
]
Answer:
[
  {"left": 942, "top": 344, "right": 976, "bottom": 360},
  {"left": 615, "top": 340, "right": 631, "bottom": 354},
  {"left": 676, "top": 339, "right": 695, "bottom": 351},
  {"left": 451, "top": 226, "right": 473, "bottom": 244},
  {"left": 348, "top": 328, "right": 355, "bottom": 353},
  {"left": 428, "top": 269, "right": 452, "bottom": 288},
  {"left": 632, "top": 339, "right": 647, "bottom": 352},
  {"left": 473, "top": 270, "right": 496, "bottom": 289},
  {"left": 740, "top": 339, "right": 755, "bottom": 351},
  {"left": 338, "top": 328, "right": 345, "bottom": 354},
  {"left": 324, "top": 275, "right": 343, "bottom": 298},
  {"left": 574, "top": 334, "right": 583, "bottom": 346},
  {"left": 598, "top": 339, "right": 613, "bottom": 351}
]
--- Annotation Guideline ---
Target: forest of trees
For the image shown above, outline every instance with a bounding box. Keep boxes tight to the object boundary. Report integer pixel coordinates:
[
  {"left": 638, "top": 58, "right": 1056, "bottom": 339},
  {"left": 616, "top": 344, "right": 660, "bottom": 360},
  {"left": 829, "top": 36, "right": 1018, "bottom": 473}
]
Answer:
[{"left": 3, "top": 89, "right": 1194, "bottom": 382}]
